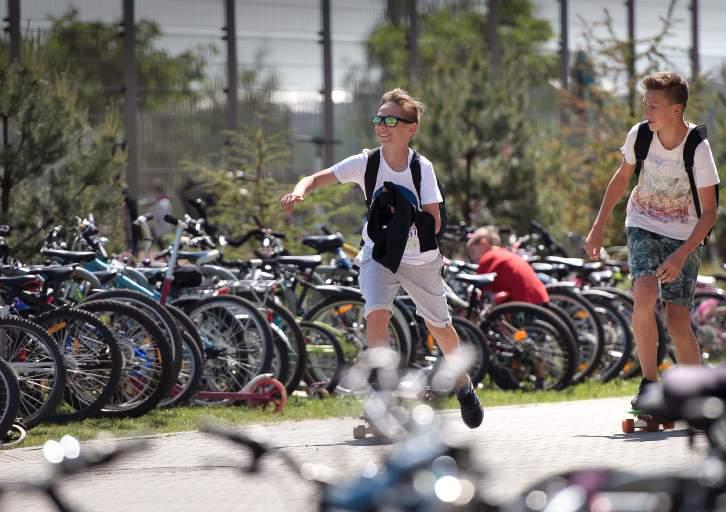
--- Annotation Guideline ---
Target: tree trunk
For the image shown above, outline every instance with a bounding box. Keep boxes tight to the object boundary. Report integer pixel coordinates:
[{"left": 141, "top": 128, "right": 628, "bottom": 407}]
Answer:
[
  {"left": 1, "top": 115, "right": 11, "bottom": 219},
  {"left": 464, "top": 153, "right": 473, "bottom": 224}
]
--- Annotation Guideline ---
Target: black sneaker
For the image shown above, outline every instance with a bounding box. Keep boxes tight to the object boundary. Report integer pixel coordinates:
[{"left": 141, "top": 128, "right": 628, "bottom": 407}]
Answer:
[
  {"left": 631, "top": 378, "right": 656, "bottom": 409},
  {"left": 457, "top": 382, "right": 484, "bottom": 429}
]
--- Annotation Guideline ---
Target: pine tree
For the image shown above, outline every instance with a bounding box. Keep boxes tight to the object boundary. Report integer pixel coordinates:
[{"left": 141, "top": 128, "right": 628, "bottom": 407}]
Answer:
[{"left": 0, "top": 52, "right": 125, "bottom": 259}]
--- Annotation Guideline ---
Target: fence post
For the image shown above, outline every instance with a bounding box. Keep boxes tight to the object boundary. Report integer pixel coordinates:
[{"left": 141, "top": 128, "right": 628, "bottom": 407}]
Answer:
[
  {"left": 319, "top": 0, "right": 334, "bottom": 168},
  {"left": 407, "top": 0, "right": 420, "bottom": 87},
  {"left": 559, "top": 0, "right": 568, "bottom": 91},
  {"left": 626, "top": 0, "right": 636, "bottom": 117},
  {"left": 690, "top": 0, "right": 700, "bottom": 80},
  {"left": 224, "top": 0, "right": 239, "bottom": 137},
  {"left": 6, "top": 0, "right": 20, "bottom": 63},
  {"left": 487, "top": 0, "right": 499, "bottom": 68},
  {"left": 122, "top": 0, "right": 139, "bottom": 203}
]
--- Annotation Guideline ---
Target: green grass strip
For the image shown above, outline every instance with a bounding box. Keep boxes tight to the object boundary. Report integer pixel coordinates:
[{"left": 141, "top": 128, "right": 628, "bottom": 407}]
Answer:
[{"left": 18, "top": 379, "right": 639, "bottom": 448}]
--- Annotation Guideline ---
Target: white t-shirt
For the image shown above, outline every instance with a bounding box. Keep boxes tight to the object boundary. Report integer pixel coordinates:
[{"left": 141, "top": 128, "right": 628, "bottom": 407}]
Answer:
[
  {"left": 622, "top": 122, "right": 720, "bottom": 240},
  {"left": 332, "top": 147, "right": 443, "bottom": 265}
]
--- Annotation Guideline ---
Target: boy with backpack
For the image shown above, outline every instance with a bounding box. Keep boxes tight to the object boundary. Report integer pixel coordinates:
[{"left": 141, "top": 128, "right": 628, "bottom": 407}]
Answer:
[
  {"left": 585, "top": 72, "right": 719, "bottom": 408},
  {"left": 280, "top": 88, "right": 483, "bottom": 429}
]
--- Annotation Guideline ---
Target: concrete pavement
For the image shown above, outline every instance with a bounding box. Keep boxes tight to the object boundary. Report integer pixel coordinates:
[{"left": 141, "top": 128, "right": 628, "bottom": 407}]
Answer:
[{"left": 0, "top": 397, "right": 708, "bottom": 511}]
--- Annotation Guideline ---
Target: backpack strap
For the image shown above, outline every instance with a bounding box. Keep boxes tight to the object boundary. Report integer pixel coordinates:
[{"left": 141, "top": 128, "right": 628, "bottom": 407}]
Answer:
[
  {"left": 409, "top": 150, "right": 423, "bottom": 209},
  {"left": 682, "top": 124, "right": 716, "bottom": 245},
  {"left": 364, "top": 148, "right": 381, "bottom": 208},
  {"left": 634, "top": 121, "right": 653, "bottom": 178},
  {"left": 683, "top": 124, "right": 708, "bottom": 218}
]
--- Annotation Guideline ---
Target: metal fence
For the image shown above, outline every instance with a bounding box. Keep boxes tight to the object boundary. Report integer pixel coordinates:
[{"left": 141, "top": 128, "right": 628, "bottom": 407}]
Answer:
[{"left": 6, "top": 0, "right": 726, "bottom": 209}]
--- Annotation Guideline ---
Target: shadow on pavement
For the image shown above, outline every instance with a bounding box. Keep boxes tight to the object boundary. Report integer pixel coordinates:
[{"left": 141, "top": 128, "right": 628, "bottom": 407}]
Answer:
[{"left": 574, "top": 428, "right": 694, "bottom": 442}]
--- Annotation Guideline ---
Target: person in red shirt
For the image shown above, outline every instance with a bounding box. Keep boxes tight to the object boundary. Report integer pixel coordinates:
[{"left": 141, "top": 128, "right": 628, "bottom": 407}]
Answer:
[{"left": 466, "top": 226, "right": 549, "bottom": 305}]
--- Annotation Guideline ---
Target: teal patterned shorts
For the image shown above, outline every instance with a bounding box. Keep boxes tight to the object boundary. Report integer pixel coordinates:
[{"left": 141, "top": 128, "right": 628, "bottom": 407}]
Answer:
[{"left": 627, "top": 227, "right": 703, "bottom": 309}]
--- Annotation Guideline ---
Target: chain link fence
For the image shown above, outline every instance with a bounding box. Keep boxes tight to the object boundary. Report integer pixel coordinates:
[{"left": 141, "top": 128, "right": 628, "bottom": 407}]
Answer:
[{"left": 10, "top": 0, "right": 726, "bottom": 209}]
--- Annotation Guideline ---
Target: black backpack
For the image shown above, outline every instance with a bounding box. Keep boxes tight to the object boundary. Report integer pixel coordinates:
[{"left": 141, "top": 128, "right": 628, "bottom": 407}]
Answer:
[
  {"left": 633, "top": 121, "right": 719, "bottom": 245},
  {"left": 364, "top": 148, "right": 448, "bottom": 244}
]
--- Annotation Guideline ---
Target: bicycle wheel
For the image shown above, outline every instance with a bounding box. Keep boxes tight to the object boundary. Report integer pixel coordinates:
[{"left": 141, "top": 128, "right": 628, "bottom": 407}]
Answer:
[
  {"left": 406, "top": 314, "right": 490, "bottom": 387},
  {"left": 304, "top": 293, "right": 409, "bottom": 368},
  {"left": 0, "top": 316, "right": 65, "bottom": 428},
  {"left": 300, "top": 321, "right": 345, "bottom": 393},
  {"left": 159, "top": 304, "right": 204, "bottom": 407},
  {"left": 166, "top": 304, "right": 204, "bottom": 356},
  {"left": 392, "top": 296, "right": 424, "bottom": 367},
  {"left": 590, "top": 287, "right": 668, "bottom": 378},
  {"left": 188, "top": 295, "right": 273, "bottom": 404},
  {"left": 0, "top": 356, "right": 19, "bottom": 437},
  {"left": 85, "top": 289, "right": 183, "bottom": 380},
  {"left": 159, "top": 329, "right": 204, "bottom": 408},
  {"left": 480, "top": 302, "right": 577, "bottom": 391},
  {"left": 452, "top": 316, "right": 490, "bottom": 386},
  {"left": 547, "top": 287, "right": 605, "bottom": 383},
  {"left": 260, "top": 300, "right": 306, "bottom": 395},
  {"left": 581, "top": 290, "right": 633, "bottom": 382},
  {"left": 78, "top": 300, "right": 174, "bottom": 418},
  {"left": 268, "top": 322, "right": 291, "bottom": 386},
  {"left": 692, "top": 291, "right": 726, "bottom": 365},
  {"left": 237, "top": 294, "right": 303, "bottom": 392},
  {"left": 36, "top": 307, "right": 123, "bottom": 423}
]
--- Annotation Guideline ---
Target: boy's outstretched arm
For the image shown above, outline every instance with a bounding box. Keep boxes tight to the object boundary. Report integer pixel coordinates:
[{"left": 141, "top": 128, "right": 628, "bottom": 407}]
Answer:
[
  {"left": 280, "top": 169, "right": 339, "bottom": 213},
  {"left": 584, "top": 158, "right": 635, "bottom": 260}
]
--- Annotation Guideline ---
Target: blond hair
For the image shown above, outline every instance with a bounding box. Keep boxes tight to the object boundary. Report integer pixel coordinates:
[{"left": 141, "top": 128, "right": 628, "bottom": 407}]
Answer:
[
  {"left": 380, "top": 88, "right": 425, "bottom": 124},
  {"left": 467, "top": 226, "right": 501, "bottom": 248},
  {"left": 641, "top": 71, "right": 689, "bottom": 108}
]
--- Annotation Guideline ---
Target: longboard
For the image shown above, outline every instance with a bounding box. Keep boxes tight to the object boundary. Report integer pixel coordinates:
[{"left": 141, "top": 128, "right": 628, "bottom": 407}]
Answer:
[
  {"left": 622, "top": 408, "right": 676, "bottom": 433},
  {"left": 353, "top": 385, "right": 433, "bottom": 440},
  {"left": 353, "top": 420, "right": 385, "bottom": 440}
]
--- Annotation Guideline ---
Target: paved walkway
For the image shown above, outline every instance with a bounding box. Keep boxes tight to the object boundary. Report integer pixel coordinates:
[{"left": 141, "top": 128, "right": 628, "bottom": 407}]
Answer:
[{"left": 0, "top": 397, "right": 708, "bottom": 511}]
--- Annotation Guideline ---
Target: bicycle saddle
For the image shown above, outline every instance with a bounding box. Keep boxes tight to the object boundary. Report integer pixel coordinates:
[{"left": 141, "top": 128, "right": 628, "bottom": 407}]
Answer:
[{"left": 302, "top": 234, "right": 344, "bottom": 253}]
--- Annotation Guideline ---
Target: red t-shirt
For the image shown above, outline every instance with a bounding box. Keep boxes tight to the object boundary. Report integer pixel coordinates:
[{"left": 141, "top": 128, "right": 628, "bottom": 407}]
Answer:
[{"left": 477, "top": 247, "right": 549, "bottom": 305}]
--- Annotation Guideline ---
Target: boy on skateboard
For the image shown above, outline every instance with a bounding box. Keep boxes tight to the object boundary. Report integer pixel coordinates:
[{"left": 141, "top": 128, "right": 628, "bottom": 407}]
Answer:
[
  {"left": 585, "top": 72, "right": 719, "bottom": 411},
  {"left": 280, "top": 88, "right": 483, "bottom": 429}
]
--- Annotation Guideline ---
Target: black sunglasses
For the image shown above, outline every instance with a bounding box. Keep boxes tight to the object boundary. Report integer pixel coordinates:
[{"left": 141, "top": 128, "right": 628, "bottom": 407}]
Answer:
[{"left": 371, "top": 115, "right": 415, "bottom": 127}]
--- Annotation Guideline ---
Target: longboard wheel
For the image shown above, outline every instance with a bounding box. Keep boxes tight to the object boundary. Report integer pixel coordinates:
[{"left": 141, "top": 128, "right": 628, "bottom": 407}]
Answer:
[
  {"left": 646, "top": 420, "right": 659, "bottom": 432},
  {"left": 353, "top": 425, "right": 366, "bottom": 439},
  {"left": 622, "top": 418, "right": 635, "bottom": 433},
  {"left": 663, "top": 421, "right": 675, "bottom": 430},
  {"left": 308, "top": 386, "right": 330, "bottom": 400}
]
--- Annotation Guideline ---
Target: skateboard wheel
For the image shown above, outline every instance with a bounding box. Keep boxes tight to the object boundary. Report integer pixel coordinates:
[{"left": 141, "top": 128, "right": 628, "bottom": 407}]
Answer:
[
  {"left": 663, "top": 421, "right": 675, "bottom": 430},
  {"left": 622, "top": 418, "right": 635, "bottom": 434},
  {"left": 353, "top": 425, "right": 366, "bottom": 440},
  {"left": 646, "top": 420, "right": 659, "bottom": 432},
  {"left": 307, "top": 385, "right": 330, "bottom": 400}
]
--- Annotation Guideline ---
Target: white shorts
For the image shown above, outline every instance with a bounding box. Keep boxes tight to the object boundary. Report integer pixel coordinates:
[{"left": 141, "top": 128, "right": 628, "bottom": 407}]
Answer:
[{"left": 357, "top": 251, "right": 452, "bottom": 328}]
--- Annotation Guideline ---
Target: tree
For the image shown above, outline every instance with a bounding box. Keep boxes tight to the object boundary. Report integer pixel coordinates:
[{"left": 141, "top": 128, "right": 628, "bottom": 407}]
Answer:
[
  {"left": 184, "top": 117, "right": 365, "bottom": 258},
  {"left": 538, "top": 0, "right": 706, "bottom": 252},
  {"left": 0, "top": 52, "right": 126, "bottom": 259},
  {"left": 37, "top": 7, "right": 208, "bottom": 118},
  {"left": 359, "top": 1, "right": 556, "bottom": 230},
  {"left": 182, "top": 61, "right": 366, "bottom": 256}
]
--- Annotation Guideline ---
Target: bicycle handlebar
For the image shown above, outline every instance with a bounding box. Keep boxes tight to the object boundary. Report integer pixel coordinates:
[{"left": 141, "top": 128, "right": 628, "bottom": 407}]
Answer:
[
  {"left": 225, "top": 228, "right": 286, "bottom": 247},
  {"left": 163, "top": 214, "right": 203, "bottom": 237},
  {"left": 201, "top": 423, "right": 280, "bottom": 474}
]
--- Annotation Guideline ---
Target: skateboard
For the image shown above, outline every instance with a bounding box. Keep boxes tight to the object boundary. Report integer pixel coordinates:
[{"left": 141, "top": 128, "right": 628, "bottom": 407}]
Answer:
[
  {"left": 353, "top": 419, "right": 385, "bottom": 440},
  {"left": 622, "top": 409, "right": 676, "bottom": 433},
  {"left": 352, "top": 384, "right": 433, "bottom": 440}
]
